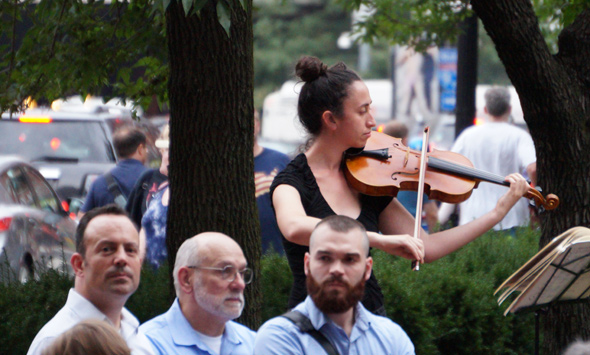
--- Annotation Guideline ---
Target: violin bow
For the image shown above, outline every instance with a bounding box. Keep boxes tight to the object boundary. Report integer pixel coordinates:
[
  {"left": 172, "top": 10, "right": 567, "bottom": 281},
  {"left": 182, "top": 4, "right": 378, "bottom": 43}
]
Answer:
[{"left": 412, "top": 126, "right": 430, "bottom": 271}]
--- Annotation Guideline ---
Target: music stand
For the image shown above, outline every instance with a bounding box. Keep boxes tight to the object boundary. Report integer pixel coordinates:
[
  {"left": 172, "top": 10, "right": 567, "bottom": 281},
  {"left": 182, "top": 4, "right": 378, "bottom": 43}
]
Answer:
[{"left": 495, "top": 227, "right": 590, "bottom": 355}]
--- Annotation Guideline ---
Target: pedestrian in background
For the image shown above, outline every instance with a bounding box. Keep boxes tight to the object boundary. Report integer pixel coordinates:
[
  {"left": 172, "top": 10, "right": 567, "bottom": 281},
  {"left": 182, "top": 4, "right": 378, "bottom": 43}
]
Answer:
[
  {"left": 254, "top": 110, "right": 291, "bottom": 255},
  {"left": 126, "top": 124, "right": 169, "bottom": 229},
  {"left": 438, "top": 86, "right": 537, "bottom": 232},
  {"left": 79, "top": 126, "right": 148, "bottom": 217}
]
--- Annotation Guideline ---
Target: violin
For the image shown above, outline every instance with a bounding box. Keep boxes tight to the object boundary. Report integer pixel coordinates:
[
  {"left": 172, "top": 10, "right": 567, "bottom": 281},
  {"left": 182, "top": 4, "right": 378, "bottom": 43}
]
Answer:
[{"left": 343, "top": 131, "right": 559, "bottom": 211}]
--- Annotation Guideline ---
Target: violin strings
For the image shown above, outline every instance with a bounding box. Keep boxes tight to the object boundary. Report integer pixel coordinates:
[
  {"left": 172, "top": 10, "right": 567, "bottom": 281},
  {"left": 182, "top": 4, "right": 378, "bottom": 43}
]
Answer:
[{"left": 428, "top": 157, "right": 509, "bottom": 186}]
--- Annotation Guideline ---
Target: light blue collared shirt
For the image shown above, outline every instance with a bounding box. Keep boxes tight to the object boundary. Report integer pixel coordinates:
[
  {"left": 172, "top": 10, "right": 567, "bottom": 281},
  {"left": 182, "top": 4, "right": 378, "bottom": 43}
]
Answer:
[
  {"left": 254, "top": 296, "right": 415, "bottom": 355},
  {"left": 140, "top": 298, "right": 255, "bottom": 355}
]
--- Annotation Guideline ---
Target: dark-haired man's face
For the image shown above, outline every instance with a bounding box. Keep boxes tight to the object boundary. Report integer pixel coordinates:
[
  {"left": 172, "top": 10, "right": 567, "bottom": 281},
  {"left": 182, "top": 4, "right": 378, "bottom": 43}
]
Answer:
[
  {"left": 72, "top": 215, "right": 141, "bottom": 306},
  {"left": 304, "top": 226, "right": 372, "bottom": 314}
]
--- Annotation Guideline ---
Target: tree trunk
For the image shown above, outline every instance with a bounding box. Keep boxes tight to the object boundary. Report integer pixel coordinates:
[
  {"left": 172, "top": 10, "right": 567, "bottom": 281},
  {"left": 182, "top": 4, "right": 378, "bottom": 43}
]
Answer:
[
  {"left": 455, "top": 14, "right": 478, "bottom": 138},
  {"left": 472, "top": 1, "right": 590, "bottom": 353},
  {"left": 165, "top": 0, "right": 261, "bottom": 329}
]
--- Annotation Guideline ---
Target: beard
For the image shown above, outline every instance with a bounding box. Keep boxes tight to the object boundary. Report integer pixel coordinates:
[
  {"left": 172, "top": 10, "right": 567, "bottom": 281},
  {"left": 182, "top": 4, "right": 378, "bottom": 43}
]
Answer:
[
  {"left": 193, "top": 280, "right": 245, "bottom": 321},
  {"left": 306, "top": 273, "right": 365, "bottom": 314}
]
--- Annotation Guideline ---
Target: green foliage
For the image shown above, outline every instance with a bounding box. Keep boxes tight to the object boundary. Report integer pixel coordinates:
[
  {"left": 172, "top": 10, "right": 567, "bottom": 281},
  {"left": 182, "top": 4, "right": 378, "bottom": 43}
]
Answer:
[
  {"left": 478, "top": 23, "right": 511, "bottom": 86},
  {"left": 253, "top": 0, "right": 391, "bottom": 107},
  {"left": 374, "top": 227, "right": 539, "bottom": 354},
  {"left": 0, "top": 270, "right": 72, "bottom": 354},
  {"left": 338, "top": 0, "right": 472, "bottom": 51},
  {"left": 260, "top": 251, "right": 293, "bottom": 322},
  {"left": 336, "top": 0, "right": 589, "bottom": 55},
  {"left": 0, "top": 0, "right": 168, "bottom": 113},
  {"left": 126, "top": 265, "right": 173, "bottom": 323}
]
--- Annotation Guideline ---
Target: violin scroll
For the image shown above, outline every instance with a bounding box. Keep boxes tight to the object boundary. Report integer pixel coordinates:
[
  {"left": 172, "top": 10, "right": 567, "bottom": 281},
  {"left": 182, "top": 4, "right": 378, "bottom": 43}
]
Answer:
[{"left": 526, "top": 188, "right": 559, "bottom": 211}]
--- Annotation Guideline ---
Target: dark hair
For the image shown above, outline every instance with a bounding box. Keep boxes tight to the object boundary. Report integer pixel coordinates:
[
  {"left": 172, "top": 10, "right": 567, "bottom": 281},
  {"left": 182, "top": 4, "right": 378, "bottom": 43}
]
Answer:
[
  {"left": 76, "top": 204, "right": 129, "bottom": 257},
  {"left": 316, "top": 215, "right": 367, "bottom": 234},
  {"left": 311, "top": 215, "right": 369, "bottom": 254},
  {"left": 295, "top": 56, "right": 362, "bottom": 136},
  {"left": 484, "top": 87, "right": 511, "bottom": 117},
  {"left": 383, "top": 120, "right": 408, "bottom": 139},
  {"left": 113, "top": 127, "right": 147, "bottom": 158}
]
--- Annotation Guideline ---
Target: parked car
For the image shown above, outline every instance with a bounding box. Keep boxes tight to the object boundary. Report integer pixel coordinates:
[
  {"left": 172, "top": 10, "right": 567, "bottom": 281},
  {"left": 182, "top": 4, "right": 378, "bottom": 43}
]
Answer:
[
  {"left": 0, "top": 156, "right": 76, "bottom": 282},
  {"left": 0, "top": 104, "right": 130, "bottom": 214}
]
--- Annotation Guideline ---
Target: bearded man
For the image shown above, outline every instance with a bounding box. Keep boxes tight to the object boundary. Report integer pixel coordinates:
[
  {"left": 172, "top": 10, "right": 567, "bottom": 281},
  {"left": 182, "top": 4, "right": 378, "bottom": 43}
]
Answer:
[
  {"left": 140, "top": 232, "right": 255, "bottom": 355},
  {"left": 254, "top": 215, "right": 415, "bottom": 354}
]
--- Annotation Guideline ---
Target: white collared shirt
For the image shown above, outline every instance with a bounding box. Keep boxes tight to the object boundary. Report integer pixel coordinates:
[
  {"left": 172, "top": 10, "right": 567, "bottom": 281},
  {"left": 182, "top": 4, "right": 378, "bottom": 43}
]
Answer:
[{"left": 27, "top": 289, "right": 154, "bottom": 355}]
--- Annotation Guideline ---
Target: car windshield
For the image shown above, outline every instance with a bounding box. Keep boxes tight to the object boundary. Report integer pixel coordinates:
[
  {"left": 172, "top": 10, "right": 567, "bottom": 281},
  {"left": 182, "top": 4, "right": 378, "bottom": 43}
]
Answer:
[{"left": 1, "top": 121, "right": 116, "bottom": 163}]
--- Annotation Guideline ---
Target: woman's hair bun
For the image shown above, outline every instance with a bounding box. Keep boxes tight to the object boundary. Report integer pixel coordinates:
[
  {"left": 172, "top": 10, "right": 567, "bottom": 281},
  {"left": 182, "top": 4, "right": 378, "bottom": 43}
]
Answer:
[{"left": 295, "top": 56, "right": 328, "bottom": 83}]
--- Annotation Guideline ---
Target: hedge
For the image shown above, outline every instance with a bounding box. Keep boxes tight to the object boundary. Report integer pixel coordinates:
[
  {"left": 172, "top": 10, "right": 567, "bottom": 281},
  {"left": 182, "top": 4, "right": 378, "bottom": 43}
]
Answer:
[{"left": 1, "top": 227, "right": 538, "bottom": 354}]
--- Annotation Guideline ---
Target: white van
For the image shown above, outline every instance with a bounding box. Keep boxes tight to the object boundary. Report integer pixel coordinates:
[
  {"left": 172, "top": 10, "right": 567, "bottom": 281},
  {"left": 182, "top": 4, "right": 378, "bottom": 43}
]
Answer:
[{"left": 260, "top": 80, "right": 394, "bottom": 155}]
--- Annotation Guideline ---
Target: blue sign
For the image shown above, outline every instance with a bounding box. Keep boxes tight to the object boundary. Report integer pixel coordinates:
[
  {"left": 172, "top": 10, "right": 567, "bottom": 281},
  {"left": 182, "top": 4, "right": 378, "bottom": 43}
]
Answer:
[{"left": 439, "top": 47, "right": 458, "bottom": 113}]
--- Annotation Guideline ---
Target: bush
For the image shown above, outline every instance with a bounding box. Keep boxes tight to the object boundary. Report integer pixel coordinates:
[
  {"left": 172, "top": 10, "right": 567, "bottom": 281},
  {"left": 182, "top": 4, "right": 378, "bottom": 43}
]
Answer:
[
  {"left": 2, "top": 228, "right": 540, "bottom": 354},
  {"left": 374, "top": 227, "right": 539, "bottom": 354},
  {"left": 260, "top": 251, "right": 293, "bottom": 323},
  {"left": 0, "top": 269, "right": 71, "bottom": 354}
]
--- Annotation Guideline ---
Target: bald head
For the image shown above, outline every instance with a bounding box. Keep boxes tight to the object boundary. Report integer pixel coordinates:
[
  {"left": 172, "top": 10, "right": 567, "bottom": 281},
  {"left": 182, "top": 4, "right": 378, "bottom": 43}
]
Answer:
[{"left": 173, "top": 232, "right": 245, "bottom": 296}]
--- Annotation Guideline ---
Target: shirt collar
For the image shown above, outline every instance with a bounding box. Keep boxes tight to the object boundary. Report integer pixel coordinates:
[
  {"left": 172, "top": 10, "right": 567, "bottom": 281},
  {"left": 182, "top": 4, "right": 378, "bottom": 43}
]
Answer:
[
  {"left": 67, "top": 289, "right": 140, "bottom": 340},
  {"left": 67, "top": 289, "right": 108, "bottom": 321},
  {"left": 118, "top": 158, "right": 144, "bottom": 166},
  {"left": 302, "top": 296, "right": 371, "bottom": 338},
  {"left": 166, "top": 298, "right": 242, "bottom": 349}
]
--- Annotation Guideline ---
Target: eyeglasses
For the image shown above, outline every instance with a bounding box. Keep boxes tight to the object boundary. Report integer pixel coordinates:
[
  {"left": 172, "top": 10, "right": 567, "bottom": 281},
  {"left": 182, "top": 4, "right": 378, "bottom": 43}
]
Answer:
[{"left": 188, "top": 265, "right": 253, "bottom": 284}]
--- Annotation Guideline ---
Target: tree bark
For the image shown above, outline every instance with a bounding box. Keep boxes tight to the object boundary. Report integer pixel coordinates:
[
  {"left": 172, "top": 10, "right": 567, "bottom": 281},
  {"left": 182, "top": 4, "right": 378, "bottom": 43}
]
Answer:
[
  {"left": 472, "top": 1, "right": 590, "bottom": 353},
  {"left": 455, "top": 14, "right": 478, "bottom": 138},
  {"left": 165, "top": 0, "right": 261, "bottom": 329}
]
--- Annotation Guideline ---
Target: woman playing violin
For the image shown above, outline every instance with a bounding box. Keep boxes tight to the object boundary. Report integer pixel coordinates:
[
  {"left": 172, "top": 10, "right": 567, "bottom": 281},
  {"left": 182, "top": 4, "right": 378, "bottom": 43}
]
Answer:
[{"left": 270, "top": 56, "right": 531, "bottom": 315}]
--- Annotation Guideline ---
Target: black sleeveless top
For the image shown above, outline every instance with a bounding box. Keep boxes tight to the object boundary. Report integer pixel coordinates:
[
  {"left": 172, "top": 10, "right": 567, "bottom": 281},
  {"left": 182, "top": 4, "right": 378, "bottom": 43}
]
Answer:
[{"left": 270, "top": 153, "right": 393, "bottom": 314}]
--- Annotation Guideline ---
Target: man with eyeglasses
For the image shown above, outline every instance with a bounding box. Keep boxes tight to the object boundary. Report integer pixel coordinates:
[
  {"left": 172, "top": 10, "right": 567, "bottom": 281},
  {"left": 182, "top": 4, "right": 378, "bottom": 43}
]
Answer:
[{"left": 140, "top": 232, "right": 256, "bottom": 354}]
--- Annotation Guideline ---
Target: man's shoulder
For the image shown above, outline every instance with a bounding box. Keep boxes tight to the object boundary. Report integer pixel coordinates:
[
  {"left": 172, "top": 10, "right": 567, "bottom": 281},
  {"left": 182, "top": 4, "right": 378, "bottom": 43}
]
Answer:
[
  {"left": 362, "top": 311, "right": 414, "bottom": 349},
  {"left": 27, "top": 303, "right": 80, "bottom": 354},
  {"left": 262, "top": 147, "right": 290, "bottom": 160},
  {"left": 139, "top": 312, "right": 169, "bottom": 337},
  {"left": 257, "top": 312, "right": 303, "bottom": 338},
  {"left": 254, "top": 314, "right": 305, "bottom": 354},
  {"left": 89, "top": 173, "right": 108, "bottom": 191},
  {"left": 256, "top": 148, "right": 291, "bottom": 170},
  {"left": 366, "top": 311, "right": 406, "bottom": 332}
]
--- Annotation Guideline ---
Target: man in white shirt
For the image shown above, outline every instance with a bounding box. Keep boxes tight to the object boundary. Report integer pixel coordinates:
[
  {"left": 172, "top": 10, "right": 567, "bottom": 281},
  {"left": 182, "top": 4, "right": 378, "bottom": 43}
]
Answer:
[
  {"left": 27, "top": 204, "right": 154, "bottom": 355},
  {"left": 440, "top": 86, "right": 537, "bottom": 231},
  {"left": 139, "top": 232, "right": 256, "bottom": 354}
]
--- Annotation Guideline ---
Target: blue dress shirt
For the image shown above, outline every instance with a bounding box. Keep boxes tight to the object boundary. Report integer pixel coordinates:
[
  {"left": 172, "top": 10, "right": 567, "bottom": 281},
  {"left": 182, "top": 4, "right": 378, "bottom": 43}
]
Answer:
[
  {"left": 254, "top": 296, "right": 415, "bottom": 355},
  {"left": 139, "top": 298, "right": 256, "bottom": 355}
]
